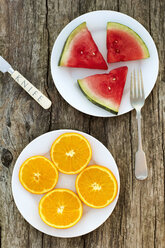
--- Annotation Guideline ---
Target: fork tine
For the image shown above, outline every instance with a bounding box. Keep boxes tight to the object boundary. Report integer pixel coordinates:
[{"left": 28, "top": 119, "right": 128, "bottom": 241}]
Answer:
[
  {"left": 134, "top": 69, "right": 136, "bottom": 98},
  {"left": 138, "top": 70, "right": 141, "bottom": 97},
  {"left": 130, "top": 72, "right": 133, "bottom": 99},
  {"left": 140, "top": 69, "right": 144, "bottom": 98}
]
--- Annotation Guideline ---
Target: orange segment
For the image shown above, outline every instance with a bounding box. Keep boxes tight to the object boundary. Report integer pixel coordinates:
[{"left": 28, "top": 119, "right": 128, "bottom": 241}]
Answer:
[
  {"left": 50, "top": 133, "right": 92, "bottom": 174},
  {"left": 19, "top": 156, "right": 58, "bottom": 194},
  {"left": 39, "top": 189, "right": 83, "bottom": 229},
  {"left": 75, "top": 165, "right": 118, "bottom": 208}
]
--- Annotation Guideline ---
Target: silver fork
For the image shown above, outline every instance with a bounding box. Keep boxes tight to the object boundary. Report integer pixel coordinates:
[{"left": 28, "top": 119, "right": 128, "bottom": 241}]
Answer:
[{"left": 130, "top": 70, "right": 148, "bottom": 180}]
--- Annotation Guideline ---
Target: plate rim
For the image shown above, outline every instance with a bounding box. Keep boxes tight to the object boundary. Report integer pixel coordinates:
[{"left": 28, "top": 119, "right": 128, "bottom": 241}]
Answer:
[
  {"left": 11, "top": 129, "right": 120, "bottom": 238},
  {"left": 50, "top": 10, "right": 159, "bottom": 118}
]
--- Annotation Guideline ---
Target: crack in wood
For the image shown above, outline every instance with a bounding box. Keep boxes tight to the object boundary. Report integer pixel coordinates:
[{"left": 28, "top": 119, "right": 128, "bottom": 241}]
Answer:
[
  {"left": 0, "top": 226, "right": 2, "bottom": 247},
  {"left": 148, "top": 0, "right": 151, "bottom": 33},
  {"left": 45, "top": 0, "right": 52, "bottom": 132},
  {"left": 154, "top": 205, "right": 157, "bottom": 248},
  {"left": 0, "top": 0, "right": 164, "bottom": 247},
  {"left": 41, "top": 233, "right": 44, "bottom": 248},
  {"left": 129, "top": 112, "right": 134, "bottom": 198}
]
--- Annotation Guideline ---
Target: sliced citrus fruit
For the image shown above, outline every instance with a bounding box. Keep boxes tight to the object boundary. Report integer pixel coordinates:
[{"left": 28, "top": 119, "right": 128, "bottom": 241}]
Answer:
[
  {"left": 19, "top": 156, "right": 58, "bottom": 194},
  {"left": 50, "top": 133, "right": 92, "bottom": 174},
  {"left": 75, "top": 165, "right": 118, "bottom": 208},
  {"left": 39, "top": 188, "right": 83, "bottom": 229}
]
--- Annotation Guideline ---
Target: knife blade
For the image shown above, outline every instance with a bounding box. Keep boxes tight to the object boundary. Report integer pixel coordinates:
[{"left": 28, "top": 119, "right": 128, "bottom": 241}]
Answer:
[
  {"left": 0, "top": 56, "right": 14, "bottom": 74},
  {"left": 0, "top": 56, "right": 51, "bottom": 109}
]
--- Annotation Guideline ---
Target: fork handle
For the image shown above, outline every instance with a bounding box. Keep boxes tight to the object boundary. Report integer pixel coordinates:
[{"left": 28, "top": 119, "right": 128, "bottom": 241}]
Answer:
[
  {"left": 135, "top": 111, "right": 148, "bottom": 180},
  {"left": 137, "top": 111, "right": 142, "bottom": 150}
]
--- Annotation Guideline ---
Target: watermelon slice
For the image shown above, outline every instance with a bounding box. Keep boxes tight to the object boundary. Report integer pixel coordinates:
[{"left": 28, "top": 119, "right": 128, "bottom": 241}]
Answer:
[
  {"left": 59, "top": 22, "right": 108, "bottom": 70},
  {"left": 78, "top": 66, "right": 128, "bottom": 114},
  {"left": 107, "top": 22, "right": 150, "bottom": 63}
]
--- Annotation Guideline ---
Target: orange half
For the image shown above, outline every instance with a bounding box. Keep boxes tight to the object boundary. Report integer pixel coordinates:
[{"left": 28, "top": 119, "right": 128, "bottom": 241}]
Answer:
[
  {"left": 39, "top": 189, "right": 83, "bottom": 229},
  {"left": 19, "top": 156, "right": 58, "bottom": 194},
  {"left": 50, "top": 133, "right": 92, "bottom": 174},
  {"left": 76, "top": 165, "right": 118, "bottom": 208}
]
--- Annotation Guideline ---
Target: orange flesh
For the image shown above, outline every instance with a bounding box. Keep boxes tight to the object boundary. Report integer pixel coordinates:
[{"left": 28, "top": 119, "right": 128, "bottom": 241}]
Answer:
[
  {"left": 76, "top": 165, "right": 118, "bottom": 208},
  {"left": 50, "top": 133, "right": 92, "bottom": 174},
  {"left": 19, "top": 156, "right": 58, "bottom": 194},
  {"left": 39, "top": 189, "right": 83, "bottom": 228}
]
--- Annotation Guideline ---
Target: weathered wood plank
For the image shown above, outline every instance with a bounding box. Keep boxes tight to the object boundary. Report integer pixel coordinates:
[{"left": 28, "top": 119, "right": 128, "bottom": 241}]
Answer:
[{"left": 0, "top": 0, "right": 49, "bottom": 247}]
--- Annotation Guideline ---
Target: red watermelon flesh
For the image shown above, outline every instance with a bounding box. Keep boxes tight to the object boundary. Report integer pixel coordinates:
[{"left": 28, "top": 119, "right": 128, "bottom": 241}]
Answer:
[
  {"left": 59, "top": 22, "right": 108, "bottom": 70},
  {"left": 78, "top": 66, "right": 128, "bottom": 114},
  {"left": 107, "top": 22, "right": 150, "bottom": 63}
]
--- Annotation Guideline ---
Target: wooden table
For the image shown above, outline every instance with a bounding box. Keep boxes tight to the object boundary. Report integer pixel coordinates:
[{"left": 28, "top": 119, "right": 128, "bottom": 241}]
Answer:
[{"left": 0, "top": 0, "right": 164, "bottom": 247}]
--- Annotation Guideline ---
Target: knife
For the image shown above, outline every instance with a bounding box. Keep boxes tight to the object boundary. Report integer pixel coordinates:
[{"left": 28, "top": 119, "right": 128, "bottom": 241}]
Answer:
[{"left": 0, "top": 56, "right": 52, "bottom": 109}]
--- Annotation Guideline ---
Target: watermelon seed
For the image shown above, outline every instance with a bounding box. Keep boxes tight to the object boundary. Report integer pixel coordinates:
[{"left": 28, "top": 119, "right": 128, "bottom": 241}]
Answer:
[
  {"left": 108, "top": 86, "right": 111, "bottom": 90},
  {"left": 116, "top": 49, "right": 120, "bottom": 53},
  {"left": 112, "top": 77, "right": 116, "bottom": 81},
  {"left": 80, "top": 51, "right": 83, "bottom": 54},
  {"left": 114, "top": 40, "right": 118, "bottom": 43},
  {"left": 92, "top": 52, "right": 96, "bottom": 55}
]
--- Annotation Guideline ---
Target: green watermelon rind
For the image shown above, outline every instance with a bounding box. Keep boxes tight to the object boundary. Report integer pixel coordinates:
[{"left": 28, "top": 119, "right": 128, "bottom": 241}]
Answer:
[
  {"left": 77, "top": 80, "right": 118, "bottom": 115},
  {"left": 107, "top": 22, "right": 150, "bottom": 58},
  {"left": 59, "top": 22, "right": 87, "bottom": 66}
]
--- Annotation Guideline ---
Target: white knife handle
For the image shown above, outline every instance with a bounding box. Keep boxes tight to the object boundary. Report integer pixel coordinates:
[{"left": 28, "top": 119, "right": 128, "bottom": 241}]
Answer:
[{"left": 11, "top": 71, "right": 52, "bottom": 109}]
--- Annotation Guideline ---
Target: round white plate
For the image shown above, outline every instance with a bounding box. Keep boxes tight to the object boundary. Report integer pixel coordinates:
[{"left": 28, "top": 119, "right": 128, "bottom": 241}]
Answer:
[
  {"left": 12, "top": 130, "right": 120, "bottom": 238},
  {"left": 51, "top": 10, "right": 159, "bottom": 117}
]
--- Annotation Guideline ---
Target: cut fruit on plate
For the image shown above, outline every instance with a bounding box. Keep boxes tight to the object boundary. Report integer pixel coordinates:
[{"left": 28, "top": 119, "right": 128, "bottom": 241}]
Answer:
[
  {"left": 19, "top": 156, "right": 58, "bottom": 194},
  {"left": 76, "top": 165, "right": 118, "bottom": 208},
  {"left": 59, "top": 22, "right": 108, "bottom": 70},
  {"left": 78, "top": 66, "right": 128, "bottom": 114},
  {"left": 107, "top": 22, "right": 150, "bottom": 63},
  {"left": 39, "top": 188, "right": 83, "bottom": 229},
  {"left": 50, "top": 132, "right": 92, "bottom": 174}
]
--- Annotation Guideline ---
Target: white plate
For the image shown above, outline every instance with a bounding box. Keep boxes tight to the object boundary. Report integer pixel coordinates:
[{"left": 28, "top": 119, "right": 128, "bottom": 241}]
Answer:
[
  {"left": 12, "top": 130, "right": 120, "bottom": 238},
  {"left": 51, "top": 10, "right": 159, "bottom": 117}
]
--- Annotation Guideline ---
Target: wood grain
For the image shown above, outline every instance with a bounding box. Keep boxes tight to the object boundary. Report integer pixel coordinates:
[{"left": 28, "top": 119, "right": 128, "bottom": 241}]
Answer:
[{"left": 0, "top": 0, "right": 164, "bottom": 247}]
